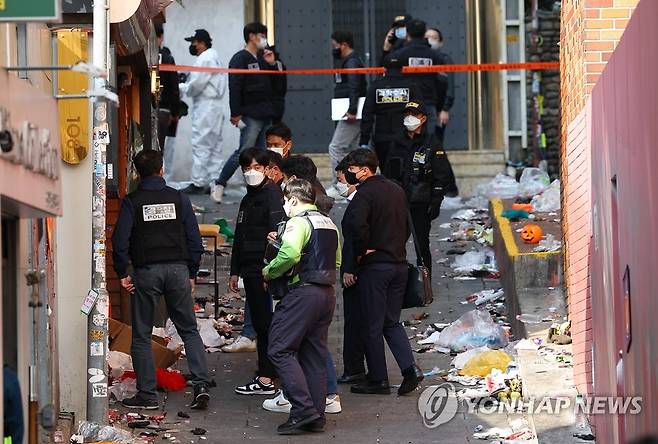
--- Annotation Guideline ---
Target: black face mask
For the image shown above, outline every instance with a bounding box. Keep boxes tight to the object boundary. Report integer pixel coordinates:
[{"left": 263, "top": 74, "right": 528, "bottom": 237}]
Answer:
[
  {"left": 345, "top": 169, "right": 360, "bottom": 185},
  {"left": 332, "top": 47, "right": 342, "bottom": 60},
  {"left": 189, "top": 44, "right": 198, "bottom": 56}
]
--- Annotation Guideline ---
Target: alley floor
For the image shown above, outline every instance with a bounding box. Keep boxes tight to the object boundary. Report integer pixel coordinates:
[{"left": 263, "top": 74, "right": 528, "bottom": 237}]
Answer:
[{"left": 123, "top": 189, "right": 532, "bottom": 444}]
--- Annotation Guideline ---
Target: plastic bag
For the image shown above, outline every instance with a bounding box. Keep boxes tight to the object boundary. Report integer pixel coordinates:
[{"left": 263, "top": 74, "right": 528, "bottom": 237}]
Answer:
[
  {"left": 197, "top": 318, "right": 225, "bottom": 348},
  {"left": 107, "top": 351, "right": 133, "bottom": 378},
  {"left": 533, "top": 233, "right": 561, "bottom": 252},
  {"left": 518, "top": 168, "right": 550, "bottom": 198},
  {"left": 77, "top": 421, "right": 132, "bottom": 443},
  {"left": 531, "top": 179, "right": 561, "bottom": 212},
  {"left": 475, "top": 174, "right": 519, "bottom": 199},
  {"left": 451, "top": 248, "right": 497, "bottom": 274},
  {"left": 441, "top": 196, "right": 464, "bottom": 210},
  {"left": 165, "top": 319, "right": 184, "bottom": 351},
  {"left": 108, "top": 378, "right": 137, "bottom": 402},
  {"left": 460, "top": 350, "right": 512, "bottom": 377},
  {"left": 437, "top": 309, "right": 508, "bottom": 352},
  {"left": 452, "top": 346, "right": 491, "bottom": 370},
  {"left": 450, "top": 209, "right": 478, "bottom": 221}
]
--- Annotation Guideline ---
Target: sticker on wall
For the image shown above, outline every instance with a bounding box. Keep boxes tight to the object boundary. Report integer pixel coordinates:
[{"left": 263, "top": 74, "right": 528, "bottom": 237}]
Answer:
[
  {"left": 92, "top": 382, "right": 108, "bottom": 398},
  {"left": 81, "top": 289, "right": 99, "bottom": 315},
  {"left": 95, "top": 103, "right": 107, "bottom": 122},
  {"left": 95, "top": 295, "right": 109, "bottom": 317},
  {"left": 88, "top": 368, "right": 106, "bottom": 384},
  {"left": 89, "top": 341, "right": 104, "bottom": 357},
  {"left": 93, "top": 124, "right": 110, "bottom": 145}
]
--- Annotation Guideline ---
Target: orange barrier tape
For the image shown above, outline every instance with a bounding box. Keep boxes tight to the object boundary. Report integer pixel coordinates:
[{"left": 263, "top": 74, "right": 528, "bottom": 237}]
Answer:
[{"left": 159, "top": 61, "right": 559, "bottom": 75}]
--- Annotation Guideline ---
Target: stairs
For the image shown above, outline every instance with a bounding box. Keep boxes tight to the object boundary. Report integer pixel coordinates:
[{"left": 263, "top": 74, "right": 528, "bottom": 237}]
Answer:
[{"left": 305, "top": 150, "right": 507, "bottom": 197}]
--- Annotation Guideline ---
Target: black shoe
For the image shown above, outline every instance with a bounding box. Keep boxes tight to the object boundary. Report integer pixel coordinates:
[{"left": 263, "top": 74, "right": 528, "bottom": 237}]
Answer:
[
  {"left": 277, "top": 413, "right": 322, "bottom": 435},
  {"left": 121, "top": 395, "right": 159, "bottom": 410},
  {"left": 301, "top": 416, "right": 326, "bottom": 433},
  {"left": 190, "top": 384, "right": 210, "bottom": 410},
  {"left": 350, "top": 380, "right": 391, "bottom": 395},
  {"left": 181, "top": 184, "right": 207, "bottom": 194},
  {"left": 337, "top": 372, "right": 366, "bottom": 384},
  {"left": 398, "top": 364, "right": 424, "bottom": 396}
]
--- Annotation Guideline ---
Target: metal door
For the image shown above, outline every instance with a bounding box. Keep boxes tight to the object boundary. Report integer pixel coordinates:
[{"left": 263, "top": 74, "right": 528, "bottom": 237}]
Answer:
[{"left": 274, "top": 0, "right": 335, "bottom": 153}]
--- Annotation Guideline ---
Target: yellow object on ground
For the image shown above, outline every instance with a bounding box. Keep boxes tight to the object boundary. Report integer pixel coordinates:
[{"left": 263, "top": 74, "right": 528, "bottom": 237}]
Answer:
[
  {"left": 460, "top": 350, "right": 512, "bottom": 377},
  {"left": 198, "top": 223, "right": 227, "bottom": 246}
]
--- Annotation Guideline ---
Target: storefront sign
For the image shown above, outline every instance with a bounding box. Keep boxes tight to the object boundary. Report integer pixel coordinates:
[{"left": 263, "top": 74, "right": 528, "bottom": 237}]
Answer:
[
  {"left": 0, "top": 69, "right": 62, "bottom": 216},
  {"left": 56, "top": 31, "right": 90, "bottom": 164},
  {"left": 0, "top": 0, "right": 60, "bottom": 21}
]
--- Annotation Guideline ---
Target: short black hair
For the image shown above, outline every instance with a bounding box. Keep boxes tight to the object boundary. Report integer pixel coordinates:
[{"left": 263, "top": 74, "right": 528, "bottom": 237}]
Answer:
[
  {"left": 244, "top": 22, "right": 268, "bottom": 43},
  {"left": 281, "top": 155, "right": 318, "bottom": 181},
  {"left": 331, "top": 31, "right": 354, "bottom": 48},
  {"left": 265, "top": 122, "right": 292, "bottom": 141},
  {"left": 238, "top": 147, "right": 270, "bottom": 169},
  {"left": 427, "top": 27, "right": 443, "bottom": 42},
  {"left": 154, "top": 23, "right": 164, "bottom": 38},
  {"left": 134, "top": 149, "right": 163, "bottom": 177},
  {"left": 407, "top": 19, "right": 427, "bottom": 39},
  {"left": 267, "top": 150, "right": 283, "bottom": 169},
  {"left": 346, "top": 149, "right": 378, "bottom": 174},
  {"left": 335, "top": 156, "right": 349, "bottom": 173}
]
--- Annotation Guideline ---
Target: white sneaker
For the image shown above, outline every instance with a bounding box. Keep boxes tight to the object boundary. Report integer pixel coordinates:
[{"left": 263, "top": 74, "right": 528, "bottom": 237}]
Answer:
[
  {"left": 325, "top": 394, "right": 342, "bottom": 414},
  {"left": 262, "top": 390, "right": 291, "bottom": 413},
  {"left": 210, "top": 183, "right": 224, "bottom": 203},
  {"left": 221, "top": 336, "right": 256, "bottom": 353},
  {"left": 262, "top": 391, "right": 342, "bottom": 414},
  {"left": 326, "top": 186, "right": 343, "bottom": 200}
]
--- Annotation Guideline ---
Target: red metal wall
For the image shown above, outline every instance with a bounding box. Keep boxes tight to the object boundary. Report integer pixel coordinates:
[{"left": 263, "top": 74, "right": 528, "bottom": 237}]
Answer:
[{"left": 590, "top": 0, "right": 658, "bottom": 440}]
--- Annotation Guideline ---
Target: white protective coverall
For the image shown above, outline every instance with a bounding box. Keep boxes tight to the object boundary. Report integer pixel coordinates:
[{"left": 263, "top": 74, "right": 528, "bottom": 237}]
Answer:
[{"left": 179, "top": 47, "right": 226, "bottom": 188}]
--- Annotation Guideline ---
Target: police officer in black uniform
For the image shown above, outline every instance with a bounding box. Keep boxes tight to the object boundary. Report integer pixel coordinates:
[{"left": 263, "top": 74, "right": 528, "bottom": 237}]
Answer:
[
  {"left": 265, "top": 179, "right": 340, "bottom": 435},
  {"left": 359, "top": 58, "right": 422, "bottom": 167},
  {"left": 385, "top": 19, "right": 445, "bottom": 135},
  {"left": 112, "top": 150, "right": 210, "bottom": 410},
  {"left": 379, "top": 14, "right": 413, "bottom": 66},
  {"left": 384, "top": 101, "right": 456, "bottom": 276}
]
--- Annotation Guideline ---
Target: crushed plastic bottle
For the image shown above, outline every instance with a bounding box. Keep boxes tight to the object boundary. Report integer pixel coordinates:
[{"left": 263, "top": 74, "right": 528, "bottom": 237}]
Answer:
[{"left": 516, "top": 313, "right": 543, "bottom": 324}]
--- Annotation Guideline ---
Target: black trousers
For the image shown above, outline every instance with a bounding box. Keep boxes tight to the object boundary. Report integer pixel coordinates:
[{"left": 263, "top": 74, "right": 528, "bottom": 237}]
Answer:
[
  {"left": 358, "top": 262, "right": 415, "bottom": 382},
  {"left": 157, "top": 109, "right": 171, "bottom": 151},
  {"left": 342, "top": 284, "right": 365, "bottom": 376},
  {"left": 410, "top": 204, "right": 433, "bottom": 276},
  {"left": 435, "top": 123, "right": 446, "bottom": 147},
  {"left": 373, "top": 140, "right": 392, "bottom": 170},
  {"left": 269, "top": 284, "right": 336, "bottom": 420},
  {"left": 243, "top": 276, "right": 276, "bottom": 378}
]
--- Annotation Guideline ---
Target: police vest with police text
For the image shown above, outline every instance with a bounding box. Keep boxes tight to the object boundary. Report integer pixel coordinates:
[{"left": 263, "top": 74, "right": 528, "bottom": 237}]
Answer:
[
  {"left": 297, "top": 210, "right": 339, "bottom": 286},
  {"left": 127, "top": 187, "right": 189, "bottom": 267}
]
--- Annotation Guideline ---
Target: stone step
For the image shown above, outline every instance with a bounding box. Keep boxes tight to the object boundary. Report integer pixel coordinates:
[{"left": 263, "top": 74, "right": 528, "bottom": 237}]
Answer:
[
  {"left": 452, "top": 162, "right": 506, "bottom": 177},
  {"left": 447, "top": 150, "right": 507, "bottom": 165}
]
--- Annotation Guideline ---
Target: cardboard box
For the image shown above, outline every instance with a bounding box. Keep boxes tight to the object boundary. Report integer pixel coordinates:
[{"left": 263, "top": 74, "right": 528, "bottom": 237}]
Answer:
[{"left": 108, "top": 319, "right": 180, "bottom": 369}]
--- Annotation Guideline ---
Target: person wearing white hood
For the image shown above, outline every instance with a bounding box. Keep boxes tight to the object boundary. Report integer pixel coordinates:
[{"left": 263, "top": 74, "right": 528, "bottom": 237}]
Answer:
[{"left": 179, "top": 29, "right": 226, "bottom": 194}]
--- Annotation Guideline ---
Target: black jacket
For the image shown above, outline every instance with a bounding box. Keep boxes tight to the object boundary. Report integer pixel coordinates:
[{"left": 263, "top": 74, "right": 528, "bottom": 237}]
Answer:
[
  {"left": 334, "top": 52, "right": 367, "bottom": 115},
  {"left": 344, "top": 175, "right": 409, "bottom": 266},
  {"left": 111, "top": 176, "right": 203, "bottom": 279},
  {"left": 231, "top": 179, "right": 286, "bottom": 277},
  {"left": 159, "top": 46, "right": 181, "bottom": 117},
  {"left": 340, "top": 200, "right": 358, "bottom": 275},
  {"left": 360, "top": 69, "right": 422, "bottom": 146},
  {"left": 434, "top": 50, "right": 455, "bottom": 112},
  {"left": 384, "top": 128, "right": 456, "bottom": 205},
  {"left": 228, "top": 49, "right": 286, "bottom": 119},
  {"left": 272, "top": 59, "right": 287, "bottom": 122},
  {"left": 386, "top": 39, "right": 444, "bottom": 107}
]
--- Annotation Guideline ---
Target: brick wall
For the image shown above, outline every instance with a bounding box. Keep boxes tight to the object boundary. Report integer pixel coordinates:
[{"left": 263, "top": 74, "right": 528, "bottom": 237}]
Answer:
[{"left": 560, "top": 0, "right": 639, "bottom": 397}]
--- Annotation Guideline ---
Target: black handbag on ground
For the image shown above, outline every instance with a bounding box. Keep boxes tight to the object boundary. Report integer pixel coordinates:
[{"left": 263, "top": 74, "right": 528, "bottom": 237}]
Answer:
[{"left": 402, "top": 211, "right": 434, "bottom": 309}]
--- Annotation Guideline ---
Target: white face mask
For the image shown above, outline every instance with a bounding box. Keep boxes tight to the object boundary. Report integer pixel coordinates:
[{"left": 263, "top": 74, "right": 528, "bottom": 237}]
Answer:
[
  {"left": 283, "top": 197, "right": 297, "bottom": 217},
  {"left": 267, "top": 146, "right": 284, "bottom": 156},
  {"left": 428, "top": 38, "right": 441, "bottom": 50},
  {"left": 335, "top": 181, "right": 350, "bottom": 197},
  {"left": 257, "top": 37, "right": 269, "bottom": 50},
  {"left": 403, "top": 115, "right": 423, "bottom": 132},
  {"left": 243, "top": 169, "right": 265, "bottom": 187}
]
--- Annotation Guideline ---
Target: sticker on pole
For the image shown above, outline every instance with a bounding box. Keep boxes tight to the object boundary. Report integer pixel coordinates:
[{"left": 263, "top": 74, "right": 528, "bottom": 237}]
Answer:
[
  {"left": 88, "top": 368, "right": 106, "bottom": 384},
  {"left": 93, "top": 124, "right": 110, "bottom": 144},
  {"left": 81, "top": 289, "right": 99, "bottom": 315},
  {"left": 89, "top": 341, "right": 104, "bottom": 356},
  {"left": 92, "top": 382, "right": 108, "bottom": 398}
]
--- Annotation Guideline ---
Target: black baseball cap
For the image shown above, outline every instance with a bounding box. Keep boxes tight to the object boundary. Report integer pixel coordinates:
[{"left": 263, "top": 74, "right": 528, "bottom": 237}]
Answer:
[
  {"left": 404, "top": 101, "right": 427, "bottom": 116},
  {"left": 184, "top": 29, "right": 212, "bottom": 45},
  {"left": 392, "top": 14, "right": 412, "bottom": 28}
]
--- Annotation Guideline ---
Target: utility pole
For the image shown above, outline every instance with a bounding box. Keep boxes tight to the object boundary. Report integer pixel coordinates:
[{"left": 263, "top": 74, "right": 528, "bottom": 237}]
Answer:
[{"left": 87, "top": 0, "right": 110, "bottom": 424}]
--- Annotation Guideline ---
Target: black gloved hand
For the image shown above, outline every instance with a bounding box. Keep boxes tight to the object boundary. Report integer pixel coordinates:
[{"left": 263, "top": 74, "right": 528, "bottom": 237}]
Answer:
[{"left": 428, "top": 201, "right": 441, "bottom": 220}]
